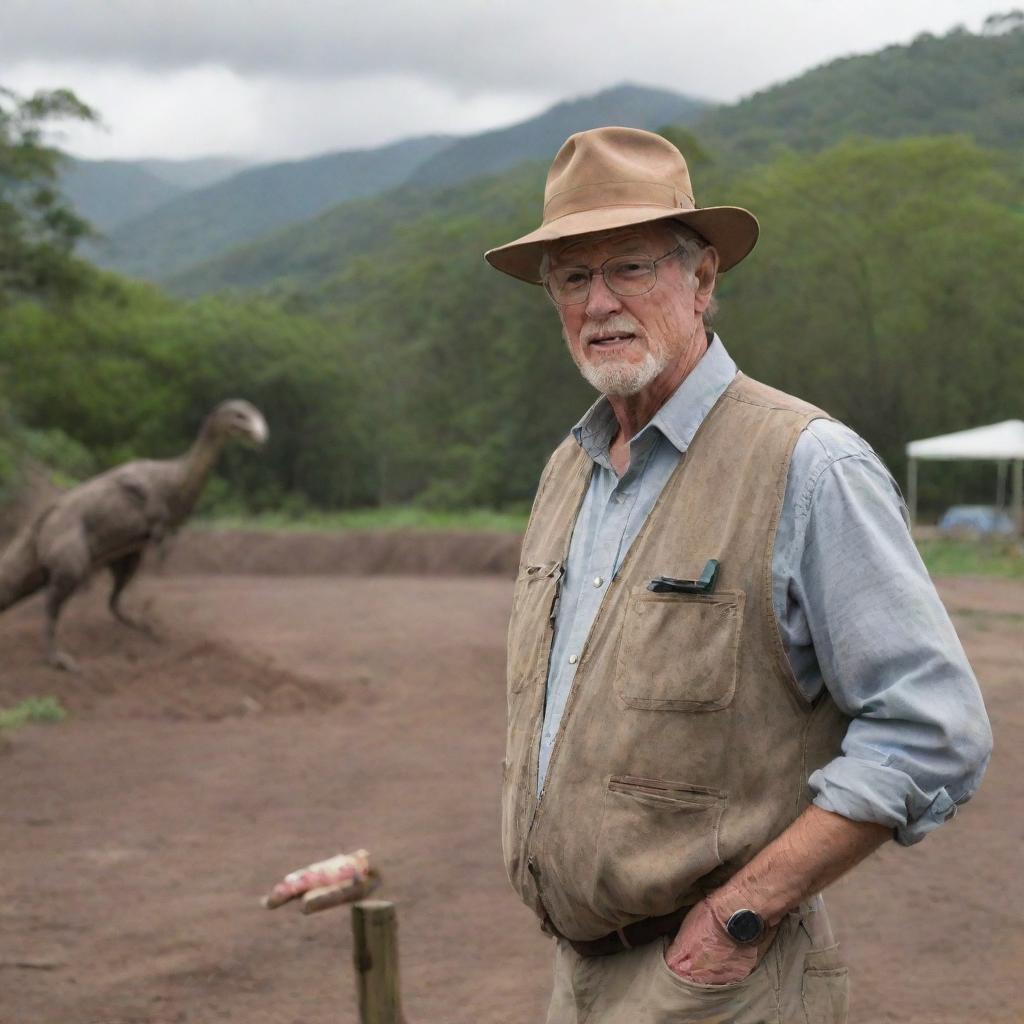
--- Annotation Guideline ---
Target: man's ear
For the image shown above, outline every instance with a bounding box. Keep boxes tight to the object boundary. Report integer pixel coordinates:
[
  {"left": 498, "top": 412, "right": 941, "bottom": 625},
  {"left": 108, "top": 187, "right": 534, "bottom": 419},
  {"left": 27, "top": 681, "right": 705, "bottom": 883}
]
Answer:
[{"left": 693, "top": 247, "right": 720, "bottom": 311}]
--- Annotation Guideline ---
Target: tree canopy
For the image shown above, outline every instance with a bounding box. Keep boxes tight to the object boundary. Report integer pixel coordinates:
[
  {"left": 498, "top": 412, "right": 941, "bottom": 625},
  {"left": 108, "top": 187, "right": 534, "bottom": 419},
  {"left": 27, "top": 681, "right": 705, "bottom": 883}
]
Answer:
[
  {"left": 2, "top": 133, "right": 1020, "bottom": 517},
  {"left": 0, "top": 86, "right": 97, "bottom": 307},
  {"left": 2, "top": 25, "right": 1023, "bottom": 520}
]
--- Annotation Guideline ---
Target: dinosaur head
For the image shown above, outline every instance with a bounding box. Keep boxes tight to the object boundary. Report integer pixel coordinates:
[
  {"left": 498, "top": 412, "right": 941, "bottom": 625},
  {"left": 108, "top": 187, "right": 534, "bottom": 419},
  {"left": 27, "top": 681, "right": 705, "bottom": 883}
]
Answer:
[{"left": 211, "top": 400, "right": 269, "bottom": 448}]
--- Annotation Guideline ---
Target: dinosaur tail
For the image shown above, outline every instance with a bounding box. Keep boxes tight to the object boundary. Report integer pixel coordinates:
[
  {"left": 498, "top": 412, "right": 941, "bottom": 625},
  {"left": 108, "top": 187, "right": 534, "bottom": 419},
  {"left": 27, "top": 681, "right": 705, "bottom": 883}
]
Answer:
[{"left": 0, "top": 522, "right": 47, "bottom": 613}]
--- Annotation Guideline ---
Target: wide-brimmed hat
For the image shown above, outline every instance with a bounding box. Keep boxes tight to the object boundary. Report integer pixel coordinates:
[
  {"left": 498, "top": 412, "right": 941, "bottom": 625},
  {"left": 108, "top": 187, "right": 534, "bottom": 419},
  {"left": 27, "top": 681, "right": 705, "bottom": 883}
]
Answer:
[{"left": 484, "top": 126, "right": 759, "bottom": 284}]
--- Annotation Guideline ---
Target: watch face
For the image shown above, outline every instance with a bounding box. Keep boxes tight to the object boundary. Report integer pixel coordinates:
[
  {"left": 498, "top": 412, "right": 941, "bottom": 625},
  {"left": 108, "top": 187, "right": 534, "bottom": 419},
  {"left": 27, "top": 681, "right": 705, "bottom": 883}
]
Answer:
[{"left": 727, "top": 909, "right": 764, "bottom": 944}]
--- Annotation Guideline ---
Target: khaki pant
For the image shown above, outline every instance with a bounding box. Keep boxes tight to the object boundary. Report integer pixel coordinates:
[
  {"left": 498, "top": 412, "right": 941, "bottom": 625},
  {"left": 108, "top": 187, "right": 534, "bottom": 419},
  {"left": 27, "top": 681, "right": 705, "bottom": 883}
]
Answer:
[{"left": 545, "top": 899, "right": 848, "bottom": 1024}]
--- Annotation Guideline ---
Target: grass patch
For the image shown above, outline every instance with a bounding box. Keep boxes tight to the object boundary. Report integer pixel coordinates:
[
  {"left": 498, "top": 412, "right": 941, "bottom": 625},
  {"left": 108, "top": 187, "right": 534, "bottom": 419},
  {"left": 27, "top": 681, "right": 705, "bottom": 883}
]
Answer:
[
  {"left": 196, "top": 505, "right": 530, "bottom": 533},
  {"left": 917, "top": 538, "right": 1024, "bottom": 580},
  {"left": 0, "top": 695, "right": 67, "bottom": 731}
]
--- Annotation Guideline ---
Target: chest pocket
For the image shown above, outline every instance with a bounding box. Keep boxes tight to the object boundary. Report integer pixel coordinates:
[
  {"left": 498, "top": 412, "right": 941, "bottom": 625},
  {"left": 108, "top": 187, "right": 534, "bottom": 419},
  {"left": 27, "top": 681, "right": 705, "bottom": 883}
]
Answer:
[
  {"left": 507, "top": 560, "right": 563, "bottom": 695},
  {"left": 614, "top": 588, "right": 744, "bottom": 711}
]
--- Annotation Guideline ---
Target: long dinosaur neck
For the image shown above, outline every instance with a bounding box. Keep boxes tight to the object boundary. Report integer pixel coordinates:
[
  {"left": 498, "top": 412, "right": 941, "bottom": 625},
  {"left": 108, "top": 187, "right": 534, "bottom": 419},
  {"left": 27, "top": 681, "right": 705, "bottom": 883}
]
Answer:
[{"left": 177, "top": 419, "right": 227, "bottom": 515}]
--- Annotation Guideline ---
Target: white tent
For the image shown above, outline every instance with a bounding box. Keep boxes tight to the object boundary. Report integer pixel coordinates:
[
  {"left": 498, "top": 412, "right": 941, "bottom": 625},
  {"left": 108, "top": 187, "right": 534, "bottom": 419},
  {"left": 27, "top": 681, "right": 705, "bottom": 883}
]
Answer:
[{"left": 905, "top": 419, "right": 1024, "bottom": 534}]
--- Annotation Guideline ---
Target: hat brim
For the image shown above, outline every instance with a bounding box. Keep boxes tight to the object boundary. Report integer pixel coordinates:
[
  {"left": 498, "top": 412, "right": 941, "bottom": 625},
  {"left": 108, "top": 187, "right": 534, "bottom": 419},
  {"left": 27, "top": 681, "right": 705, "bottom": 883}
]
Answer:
[{"left": 484, "top": 204, "right": 759, "bottom": 283}]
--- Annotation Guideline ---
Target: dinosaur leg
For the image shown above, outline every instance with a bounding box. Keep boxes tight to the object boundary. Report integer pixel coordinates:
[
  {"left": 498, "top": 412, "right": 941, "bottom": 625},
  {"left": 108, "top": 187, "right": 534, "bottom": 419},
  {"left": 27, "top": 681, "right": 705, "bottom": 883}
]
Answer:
[
  {"left": 153, "top": 532, "right": 176, "bottom": 568},
  {"left": 108, "top": 551, "right": 156, "bottom": 637},
  {"left": 44, "top": 572, "right": 80, "bottom": 673}
]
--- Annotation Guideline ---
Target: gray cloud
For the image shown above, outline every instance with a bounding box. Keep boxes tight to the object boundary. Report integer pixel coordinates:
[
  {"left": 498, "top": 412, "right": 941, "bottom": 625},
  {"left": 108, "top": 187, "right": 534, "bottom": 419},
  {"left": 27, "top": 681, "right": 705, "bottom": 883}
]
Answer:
[
  {"left": 6, "top": 1, "right": 561, "bottom": 89},
  {"left": 3, "top": 0, "right": 998, "bottom": 98},
  {"left": 2, "top": 0, "right": 999, "bottom": 160}
]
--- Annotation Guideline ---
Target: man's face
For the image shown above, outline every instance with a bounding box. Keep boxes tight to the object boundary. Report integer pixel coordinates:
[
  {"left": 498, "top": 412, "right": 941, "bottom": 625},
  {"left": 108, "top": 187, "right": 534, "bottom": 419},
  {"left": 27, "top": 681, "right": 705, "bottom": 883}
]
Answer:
[{"left": 547, "top": 223, "right": 706, "bottom": 398}]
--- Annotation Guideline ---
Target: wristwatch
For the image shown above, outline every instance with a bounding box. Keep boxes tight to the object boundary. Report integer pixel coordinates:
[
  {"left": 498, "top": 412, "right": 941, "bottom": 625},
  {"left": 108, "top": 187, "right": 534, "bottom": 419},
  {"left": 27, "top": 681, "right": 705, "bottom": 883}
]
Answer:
[{"left": 723, "top": 908, "right": 766, "bottom": 945}]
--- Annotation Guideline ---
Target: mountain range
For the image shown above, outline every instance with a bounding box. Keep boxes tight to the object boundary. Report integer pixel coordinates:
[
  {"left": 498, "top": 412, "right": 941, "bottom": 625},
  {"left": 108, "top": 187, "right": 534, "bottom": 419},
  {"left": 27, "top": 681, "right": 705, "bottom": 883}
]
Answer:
[
  {"left": 64, "top": 23, "right": 1024, "bottom": 292},
  {"left": 60, "top": 156, "right": 250, "bottom": 233},
  {"left": 12, "top": 20, "right": 1022, "bottom": 517},
  {"left": 74, "top": 84, "right": 709, "bottom": 281},
  {"left": 165, "top": 23, "right": 1024, "bottom": 299}
]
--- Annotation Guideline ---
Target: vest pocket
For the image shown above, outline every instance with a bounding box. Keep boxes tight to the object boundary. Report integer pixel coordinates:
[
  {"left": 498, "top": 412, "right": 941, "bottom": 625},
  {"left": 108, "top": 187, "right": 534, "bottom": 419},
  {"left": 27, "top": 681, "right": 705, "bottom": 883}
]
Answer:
[
  {"left": 614, "top": 589, "right": 743, "bottom": 711},
  {"left": 593, "top": 775, "right": 725, "bottom": 920},
  {"left": 507, "top": 561, "right": 563, "bottom": 694}
]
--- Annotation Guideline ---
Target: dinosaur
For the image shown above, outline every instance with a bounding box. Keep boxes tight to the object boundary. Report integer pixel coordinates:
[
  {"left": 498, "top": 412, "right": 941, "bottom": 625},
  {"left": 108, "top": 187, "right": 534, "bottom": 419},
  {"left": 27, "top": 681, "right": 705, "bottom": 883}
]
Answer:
[{"left": 0, "top": 399, "right": 268, "bottom": 671}]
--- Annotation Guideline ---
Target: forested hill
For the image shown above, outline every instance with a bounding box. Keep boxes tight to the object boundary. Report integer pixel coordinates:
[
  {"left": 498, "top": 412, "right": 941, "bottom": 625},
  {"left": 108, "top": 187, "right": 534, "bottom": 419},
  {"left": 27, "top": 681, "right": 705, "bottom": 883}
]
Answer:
[
  {"left": 90, "top": 134, "right": 453, "bottom": 281},
  {"left": 95, "top": 22, "right": 1024, "bottom": 288},
  {"left": 91, "top": 84, "right": 707, "bottom": 283},
  {"left": 60, "top": 160, "right": 184, "bottom": 233},
  {"left": 690, "top": 23, "right": 1024, "bottom": 157},
  {"left": 412, "top": 84, "right": 708, "bottom": 186},
  {"left": 168, "top": 163, "right": 546, "bottom": 296},
  {"left": 61, "top": 156, "right": 250, "bottom": 233},
  {"left": 7, "top": 133, "right": 1019, "bottom": 515},
  {"left": 3, "top": 23, "right": 1022, "bottom": 519},
  {"left": 169, "top": 22, "right": 1024, "bottom": 299},
  {"left": 133, "top": 156, "right": 251, "bottom": 191}
]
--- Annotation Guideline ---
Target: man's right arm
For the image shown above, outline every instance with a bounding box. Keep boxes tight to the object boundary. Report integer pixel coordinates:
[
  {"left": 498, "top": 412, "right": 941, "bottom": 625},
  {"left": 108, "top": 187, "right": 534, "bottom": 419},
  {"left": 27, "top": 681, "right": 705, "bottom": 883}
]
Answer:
[
  {"left": 666, "top": 804, "right": 888, "bottom": 983},
  {"left": 789, "top": 427, "right": 992, "bottom": 843},
  {"left": 667, "top": 424, "right": 994, "bottom": 983}
]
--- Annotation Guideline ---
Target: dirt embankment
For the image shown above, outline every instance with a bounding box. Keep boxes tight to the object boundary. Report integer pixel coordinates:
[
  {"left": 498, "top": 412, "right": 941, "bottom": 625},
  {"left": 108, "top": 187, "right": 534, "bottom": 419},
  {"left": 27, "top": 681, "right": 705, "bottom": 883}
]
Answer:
[
  {"left": 162, "top": 527, "right": 523, "bottom": 578},
  {"left": 0, "top": 526, "right": 522, "bottom": 723}
]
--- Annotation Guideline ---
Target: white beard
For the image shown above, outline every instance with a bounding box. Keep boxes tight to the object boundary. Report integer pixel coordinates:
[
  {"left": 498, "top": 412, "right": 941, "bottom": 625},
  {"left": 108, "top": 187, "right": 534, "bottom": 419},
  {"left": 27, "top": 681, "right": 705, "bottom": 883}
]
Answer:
[{"left": 577, "top": 347, "right": 668, "bottom": 397}]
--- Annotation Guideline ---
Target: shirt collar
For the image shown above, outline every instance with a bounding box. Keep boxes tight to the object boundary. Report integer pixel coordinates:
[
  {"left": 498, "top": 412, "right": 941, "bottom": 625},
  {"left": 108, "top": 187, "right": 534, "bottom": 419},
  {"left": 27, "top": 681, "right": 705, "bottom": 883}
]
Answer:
[{"left": 571, "top": 334, "right": 738, "bottom": 466}]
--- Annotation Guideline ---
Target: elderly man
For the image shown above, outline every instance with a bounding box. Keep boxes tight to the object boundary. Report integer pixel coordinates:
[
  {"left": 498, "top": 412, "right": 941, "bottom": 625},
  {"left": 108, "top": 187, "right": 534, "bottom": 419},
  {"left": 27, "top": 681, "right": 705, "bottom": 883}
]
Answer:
[{"left": 484, "top": 127, "right": 992, "bottom": 1024}]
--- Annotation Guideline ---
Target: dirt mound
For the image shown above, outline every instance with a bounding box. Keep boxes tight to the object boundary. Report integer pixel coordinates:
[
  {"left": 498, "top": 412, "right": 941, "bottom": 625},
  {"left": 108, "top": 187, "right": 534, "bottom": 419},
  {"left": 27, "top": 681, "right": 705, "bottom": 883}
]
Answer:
[
  {"left": 0, "top": 522, "right": 524, "bottom": 725},
  {"left": 163, "top": 527, "right": 522, "bottom": 577},
  {"left": 0, "top": 590, "right": 339, "bottom": 722}
]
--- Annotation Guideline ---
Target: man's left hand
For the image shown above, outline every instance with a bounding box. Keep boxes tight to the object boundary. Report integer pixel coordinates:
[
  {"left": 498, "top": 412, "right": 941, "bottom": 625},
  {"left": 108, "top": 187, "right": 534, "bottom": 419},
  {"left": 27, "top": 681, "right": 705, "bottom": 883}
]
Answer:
[{"left": 663, "top": 899, "right": 774, "bottom": 985}]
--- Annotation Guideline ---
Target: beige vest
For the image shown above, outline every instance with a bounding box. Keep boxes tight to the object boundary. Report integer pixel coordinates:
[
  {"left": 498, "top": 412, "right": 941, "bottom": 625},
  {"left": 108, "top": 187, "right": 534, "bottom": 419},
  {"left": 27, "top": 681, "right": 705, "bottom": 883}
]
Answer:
[{"left": 502, "top": 373, "right": 849, "bottom": 942}]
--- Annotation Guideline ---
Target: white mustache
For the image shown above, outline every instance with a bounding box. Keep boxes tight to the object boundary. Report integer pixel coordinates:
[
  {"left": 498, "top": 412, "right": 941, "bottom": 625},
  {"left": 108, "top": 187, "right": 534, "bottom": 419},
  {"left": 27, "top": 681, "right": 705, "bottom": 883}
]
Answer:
[{"left": 580, "top": 315, "right": 644, "bottom": 345}]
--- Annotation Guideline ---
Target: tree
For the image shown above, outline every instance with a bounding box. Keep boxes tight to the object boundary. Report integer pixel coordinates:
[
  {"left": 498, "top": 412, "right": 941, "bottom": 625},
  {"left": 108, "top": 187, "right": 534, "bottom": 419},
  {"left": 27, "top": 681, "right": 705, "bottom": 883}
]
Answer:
[
  {"left": 716, "top": 135, "right": 1024, "bottom": 511},
  {"left": 0, "top": 86, "right": 97, "bottom": 306}
]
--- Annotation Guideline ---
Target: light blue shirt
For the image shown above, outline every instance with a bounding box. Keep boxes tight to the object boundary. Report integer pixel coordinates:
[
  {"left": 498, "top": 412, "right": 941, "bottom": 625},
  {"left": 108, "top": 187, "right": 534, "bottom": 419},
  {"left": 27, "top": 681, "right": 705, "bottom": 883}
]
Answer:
[{"left": 538, "top": 336, "right": 992, "bottom": 845}]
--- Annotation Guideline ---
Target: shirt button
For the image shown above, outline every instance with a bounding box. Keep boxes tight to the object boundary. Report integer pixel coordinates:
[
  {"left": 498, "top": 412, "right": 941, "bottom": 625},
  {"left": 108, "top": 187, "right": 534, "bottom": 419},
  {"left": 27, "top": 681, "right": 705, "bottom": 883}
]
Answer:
[
  {"left": 613, "top": 494, "right": 625, "bottom": 505},
  {"left": 568, "top": 654, "right": 578, "bottom": 665},
  {"left": 593, "top": 576, "right": 604, "bottom": 588}
]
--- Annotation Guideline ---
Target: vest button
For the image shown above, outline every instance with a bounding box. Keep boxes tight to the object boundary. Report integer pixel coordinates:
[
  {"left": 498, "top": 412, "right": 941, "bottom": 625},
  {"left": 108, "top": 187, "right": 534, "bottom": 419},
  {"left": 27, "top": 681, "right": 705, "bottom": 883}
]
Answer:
[
  {"left": 593, "top": 576, "right": 604, "bottom": 587},
  {"left": 568, "top": 654, "right": 578, "bottom": 665}
]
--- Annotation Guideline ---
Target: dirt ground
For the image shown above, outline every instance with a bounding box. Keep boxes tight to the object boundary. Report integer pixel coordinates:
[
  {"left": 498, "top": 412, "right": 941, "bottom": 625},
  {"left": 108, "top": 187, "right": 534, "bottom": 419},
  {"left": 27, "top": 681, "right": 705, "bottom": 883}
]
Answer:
[{"left": 0, "top": 531, "right": 1021, "bottom": 1024}]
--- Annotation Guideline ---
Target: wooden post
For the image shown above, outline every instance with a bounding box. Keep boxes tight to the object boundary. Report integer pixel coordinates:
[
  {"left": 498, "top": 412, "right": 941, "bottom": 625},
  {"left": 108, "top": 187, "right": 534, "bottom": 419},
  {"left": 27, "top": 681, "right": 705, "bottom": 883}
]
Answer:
[{"left": 351, "top": 900, "right": 405, "bottom": 1024}]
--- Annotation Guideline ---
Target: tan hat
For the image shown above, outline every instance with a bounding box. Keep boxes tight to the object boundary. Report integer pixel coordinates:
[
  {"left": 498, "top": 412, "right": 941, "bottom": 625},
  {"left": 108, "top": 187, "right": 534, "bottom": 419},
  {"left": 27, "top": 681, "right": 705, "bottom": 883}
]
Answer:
[{"left": 484, "top": 126, "right": 758, "bottom": 284}]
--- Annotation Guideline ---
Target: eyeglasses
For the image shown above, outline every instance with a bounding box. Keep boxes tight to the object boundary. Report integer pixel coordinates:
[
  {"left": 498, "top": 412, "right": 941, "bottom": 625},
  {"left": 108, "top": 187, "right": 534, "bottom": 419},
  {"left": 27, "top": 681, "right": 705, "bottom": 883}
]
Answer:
[{"left": 543, "top": 245, "right": 682, "bottom": 306}]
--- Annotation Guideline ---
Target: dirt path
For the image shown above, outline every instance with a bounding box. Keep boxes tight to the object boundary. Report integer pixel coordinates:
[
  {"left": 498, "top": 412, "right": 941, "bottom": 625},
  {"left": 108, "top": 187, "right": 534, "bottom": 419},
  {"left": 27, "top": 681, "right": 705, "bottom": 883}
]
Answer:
[{"left": 1, "top": 570, "right": 1021, "bottom": 1023}]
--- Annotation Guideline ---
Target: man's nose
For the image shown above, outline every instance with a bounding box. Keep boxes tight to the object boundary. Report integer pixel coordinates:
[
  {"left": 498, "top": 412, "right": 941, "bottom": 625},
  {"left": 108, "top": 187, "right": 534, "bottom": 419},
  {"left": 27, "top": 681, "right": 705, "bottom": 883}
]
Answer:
[{"left": 584, "top": 273, "right": 622, "bottom": 318}]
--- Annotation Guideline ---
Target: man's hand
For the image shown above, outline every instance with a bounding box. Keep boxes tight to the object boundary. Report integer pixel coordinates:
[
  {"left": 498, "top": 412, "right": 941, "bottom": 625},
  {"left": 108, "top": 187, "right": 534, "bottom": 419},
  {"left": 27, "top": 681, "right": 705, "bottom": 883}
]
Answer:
[
  {"left": 663, "top": 899, "right": 775, "bottom": 985},
  {"left": 664, "top": 807, "right": 890, "bottom": 985}
]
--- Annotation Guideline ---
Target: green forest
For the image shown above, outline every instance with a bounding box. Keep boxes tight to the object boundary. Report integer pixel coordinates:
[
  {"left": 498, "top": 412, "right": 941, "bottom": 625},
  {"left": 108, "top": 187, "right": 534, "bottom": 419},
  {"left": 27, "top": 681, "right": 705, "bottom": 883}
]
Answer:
[{"left": 2, "top": 22, "right": 1023, "bottom": 521}]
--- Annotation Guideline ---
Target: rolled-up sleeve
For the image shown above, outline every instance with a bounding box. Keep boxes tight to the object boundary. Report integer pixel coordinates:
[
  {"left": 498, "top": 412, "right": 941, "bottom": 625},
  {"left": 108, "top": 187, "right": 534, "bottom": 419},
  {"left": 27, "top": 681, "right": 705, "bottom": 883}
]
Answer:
[{"left": 785, "top": 435, "right": 993, "bottom": 845}]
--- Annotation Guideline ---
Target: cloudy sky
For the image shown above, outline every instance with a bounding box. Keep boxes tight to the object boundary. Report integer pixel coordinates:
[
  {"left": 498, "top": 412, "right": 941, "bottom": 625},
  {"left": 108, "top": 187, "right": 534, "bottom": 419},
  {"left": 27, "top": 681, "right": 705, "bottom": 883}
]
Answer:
[{"left": 3, "top": 0, "right": 1004, "bottom": 163}]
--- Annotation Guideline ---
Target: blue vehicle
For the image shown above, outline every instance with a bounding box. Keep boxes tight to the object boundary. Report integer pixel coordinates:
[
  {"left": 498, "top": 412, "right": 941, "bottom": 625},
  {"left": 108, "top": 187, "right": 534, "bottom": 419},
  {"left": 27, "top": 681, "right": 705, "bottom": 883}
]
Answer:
[{"left": 938, "top": 505, "right": 1016, "bottom": 536}]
